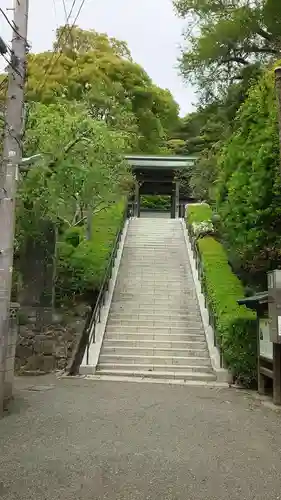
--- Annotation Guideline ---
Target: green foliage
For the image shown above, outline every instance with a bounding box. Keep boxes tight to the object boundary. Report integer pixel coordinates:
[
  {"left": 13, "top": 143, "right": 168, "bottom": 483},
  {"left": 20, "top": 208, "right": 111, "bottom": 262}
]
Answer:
[
  {"left": 18, "top": 101, "right": 132, "bottom": 237},
  {"left": 26, "top": 26, "right": 180, "bottom": 153},
  {"left": 172, "top": 65, "right": 262, "bottom": 201},
  {"left": 56, "top": 201, "right": 125, "bottom": 301},
  {"left": 216, "top": 64, "right": 281, "bottom": 285},
  {"left": 197, "top": 237, "right": 257, "bottom": 386},
  {"left": 141, "top": 195, "right": 171, "bottom": 211},
  {"left": 186, "top": 203, "right": 212, "bottom": 224},
  {"left": 174, "top": 0, "right": 281, "bottom": 97}
]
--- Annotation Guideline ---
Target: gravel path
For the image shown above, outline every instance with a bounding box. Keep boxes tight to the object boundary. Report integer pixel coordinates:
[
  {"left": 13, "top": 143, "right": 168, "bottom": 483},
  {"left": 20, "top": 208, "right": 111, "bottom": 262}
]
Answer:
[{"left": 1, "top": 376, "right": 281, "bottom": 500}]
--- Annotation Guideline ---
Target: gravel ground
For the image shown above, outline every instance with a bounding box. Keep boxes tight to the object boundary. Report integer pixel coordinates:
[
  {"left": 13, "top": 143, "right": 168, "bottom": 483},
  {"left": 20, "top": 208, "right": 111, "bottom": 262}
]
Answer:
[{"left": 1, "top": 376, "right": 281, "bottom": 500}]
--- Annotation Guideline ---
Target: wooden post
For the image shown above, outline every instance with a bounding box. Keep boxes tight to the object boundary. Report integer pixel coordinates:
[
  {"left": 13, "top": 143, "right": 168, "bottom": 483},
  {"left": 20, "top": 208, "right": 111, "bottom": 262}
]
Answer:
[
  {"left": 273, "top": 343, "right": 281, "bottom": 405},
  {"left": 134, "top": 181, "right": 140, "bottom": 218},
  {"left": 175, "top": 181, "right": 180, "bottom": 218},
  {"left": 257, "top": 315, "right": 266, "bottom": 395},
  {"left": 273, "top": 68, "right": 281, "bottom": 404},
  {"left": 171, "top": 189, "right": 176, "bottom": 219}
]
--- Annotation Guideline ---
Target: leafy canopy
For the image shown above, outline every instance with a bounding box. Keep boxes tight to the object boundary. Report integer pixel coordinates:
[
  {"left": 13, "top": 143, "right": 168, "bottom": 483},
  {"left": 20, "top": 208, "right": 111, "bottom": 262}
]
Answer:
[
  {"left": 215, "top": 64, "right": 281, "bottom": 285},
  {"left": 26, "top": 26, "right": 180, "bottom": 153},
  {"left": 17, "top": 100, "right": 132, "bottom": 244},
  {"left": 174, "top": 0, "right": 281, "bottom": 97}
]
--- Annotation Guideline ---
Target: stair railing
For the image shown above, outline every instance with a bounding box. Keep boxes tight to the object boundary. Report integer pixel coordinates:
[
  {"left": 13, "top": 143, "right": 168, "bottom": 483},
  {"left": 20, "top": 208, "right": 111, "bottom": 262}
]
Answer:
[{"left": 68, "top": 200, "right": 131, "bottom": 375}]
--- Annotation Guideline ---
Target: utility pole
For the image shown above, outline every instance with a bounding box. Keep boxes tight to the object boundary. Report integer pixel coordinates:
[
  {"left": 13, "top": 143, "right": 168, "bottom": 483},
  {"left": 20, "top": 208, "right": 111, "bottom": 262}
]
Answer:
[
  {"left": 273, "top": 67, "right": 281, "bottom": 405},
  {"left": 275, "top": 67, "right": 281, "bottom": 175},
  {"left": 0, "top": 0, "right": 29, "bottom": 413}
]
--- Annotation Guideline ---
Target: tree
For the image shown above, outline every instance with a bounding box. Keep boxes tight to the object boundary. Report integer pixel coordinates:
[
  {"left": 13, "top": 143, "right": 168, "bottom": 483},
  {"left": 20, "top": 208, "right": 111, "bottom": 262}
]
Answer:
[
  {"left": 215, "top": 64, "right": 281, "bottom": 287},
  {"left": 18, "top": 101, "right": 132, "bottom": 239},
  {"left": 15, "top": 100, "right": 133, "bottom": 309},
  {"left": 174, "top": 0, "right": 281, "bottom": 97},
  {"left": 171, "top": 65, "right": 262, "bottom": 200},
  {"left": 25, "top": 26, "right": 180, "bottom": 153}
]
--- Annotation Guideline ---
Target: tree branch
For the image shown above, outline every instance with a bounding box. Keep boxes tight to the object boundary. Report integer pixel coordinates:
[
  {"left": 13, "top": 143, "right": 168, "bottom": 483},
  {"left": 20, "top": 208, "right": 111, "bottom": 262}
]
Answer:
[
  {"left": 256, "top": 27, "right": 274, "bottom": 42},
  {"left": 221, "top": 56, "right": 249, "bottom": 66}
]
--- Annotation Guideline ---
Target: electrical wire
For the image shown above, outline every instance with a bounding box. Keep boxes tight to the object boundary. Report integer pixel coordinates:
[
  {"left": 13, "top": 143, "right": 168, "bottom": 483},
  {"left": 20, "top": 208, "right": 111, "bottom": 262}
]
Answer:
[
  {"left": 72, "top": 0, "right": 87, "bottom": 25},
  {"left": 2, "top": 52, "right": 24, "bottom": 80},
  {"left": 62, "top": 0, "right": 68, "bottom": 21},
  {"left": 35, "top": 0, "right": 78, "bottom": 94},
  {"left": 36, "top": 0, "right": 87, "bottom": 96},
  {"left": 0, "top": 7, "right": 26, "bottom": 42}
]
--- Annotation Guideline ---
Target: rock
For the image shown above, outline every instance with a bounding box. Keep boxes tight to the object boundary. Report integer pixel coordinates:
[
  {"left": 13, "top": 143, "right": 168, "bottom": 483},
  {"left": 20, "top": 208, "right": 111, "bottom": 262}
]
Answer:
[
  {"left": 42, "top": 339, "right": 55, "bottom": 355},
  {"left": 25, "top": 354, "right": 44, "bottom": 371},
  {"left": 41, "top": 356, "right": 56, "bottom": 373},
  {"left": 55, "top": 344, "right": 68, "bottom": 358},
  {"left": 57, "top": 358, "right": 67, "bottom": 370},
  {"left": 15, "top": 345, "right": 33, "bottom": 360}
]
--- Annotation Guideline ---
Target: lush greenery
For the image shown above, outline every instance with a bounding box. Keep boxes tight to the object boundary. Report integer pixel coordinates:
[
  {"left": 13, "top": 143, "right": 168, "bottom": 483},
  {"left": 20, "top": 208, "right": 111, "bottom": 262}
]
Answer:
[
  {"left": 186, "top": 203, "right": 212, "bottom": 225},
  {"left": 174, "top": 3, "right": 281, "bottom": 292},
  {"left": 56, "top": 201, "right": 125, "bottom": 302},
  {"left": 197, "top": 237, "right": 257, "bottom": 386},
  {"left": 216, "top": 65, "right": 281, "bottom": 288},
  {"left": 173, "top": 0, "right": 281, "bottom": 98},
  {"left": 186, "top": 205, "right": 257, "bottom": 385},
  {"left": 26, "top": 26, "right": 180, "bottom": 154},
  {"left": 1, "top": 25, "right": 183, "bottom": 308},
  {"left": 141, "top": 195, "right": 171, "bottom": 211}
]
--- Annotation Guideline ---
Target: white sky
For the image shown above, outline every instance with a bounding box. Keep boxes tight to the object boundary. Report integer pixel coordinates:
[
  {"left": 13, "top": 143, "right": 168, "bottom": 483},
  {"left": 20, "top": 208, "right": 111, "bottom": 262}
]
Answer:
[{"left": 0, "top": 0, "right": 196, "bottom": 116}]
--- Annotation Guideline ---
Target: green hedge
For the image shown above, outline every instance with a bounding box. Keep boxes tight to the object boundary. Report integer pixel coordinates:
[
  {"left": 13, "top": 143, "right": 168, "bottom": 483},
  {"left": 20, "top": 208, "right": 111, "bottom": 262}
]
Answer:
[
  {"left": 141, "top": 195, "right": 170, "bottom": 211},
  {"left": 186, "top": 203, "right": 212, "bottom": 224},
  {"left": 197, "top": 237, "right": 257, "bottom": 386},
  {"left": 185, "top": 203, "right": 257, "bottom": 386},
  {"left": 56, "top": 201, "right": 125, "bottom": 302}
]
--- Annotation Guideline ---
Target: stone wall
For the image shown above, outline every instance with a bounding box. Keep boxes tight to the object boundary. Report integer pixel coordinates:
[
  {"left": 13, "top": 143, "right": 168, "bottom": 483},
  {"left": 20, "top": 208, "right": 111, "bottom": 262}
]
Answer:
[{"left": 15, "top": 306, "right": 89, "bottom": 375}]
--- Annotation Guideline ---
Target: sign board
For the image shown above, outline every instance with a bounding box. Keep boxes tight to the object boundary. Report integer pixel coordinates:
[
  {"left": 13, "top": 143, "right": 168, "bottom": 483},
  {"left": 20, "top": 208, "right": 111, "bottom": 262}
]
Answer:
[{"left": 259, "top": 318, "right": 273, "bottom": 361}]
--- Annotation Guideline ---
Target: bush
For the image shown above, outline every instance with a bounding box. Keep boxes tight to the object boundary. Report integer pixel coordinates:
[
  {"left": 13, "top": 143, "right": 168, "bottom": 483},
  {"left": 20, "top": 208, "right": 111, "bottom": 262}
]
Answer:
[
  {"left": 56, "top": 201, "right": 125, "bottom": 302},
  {"left": 216, "top": 64, "right": 281, "bottom": 285},
  {"left": 186, "top": 203, "right": 212, "bottom": 225},
  {"left": 141, "top": 195, "right": 170, "bottom": 211},
  {"left": 197, "top": 237, "right": 257, "bottom": 386},
  {"left": 191, "top": 221, "right": 215, "bottom": 239}
]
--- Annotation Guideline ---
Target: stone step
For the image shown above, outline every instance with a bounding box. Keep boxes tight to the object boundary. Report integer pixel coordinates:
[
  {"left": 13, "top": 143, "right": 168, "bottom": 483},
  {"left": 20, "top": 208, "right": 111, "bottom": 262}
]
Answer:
[
  {"left": 95, "top": 368, "right": 216, "bottom": 381},
  {"left": 105, "top": 325, "right": 203, "bottom": 334},
  {"left": 97, "top": 362, "right": 213, "bottom": 373},
  {"left": 109, "top": 307, "right": 201, "bottom": 317},
  {"left": 111, "top": 297, "right": 198, "bottom": 303},
  {"left": 115, "top": 292, "right": 197, "bottom": 300},
  {"left": 105, "top": 332, "right": 205, "bottom": 342},
  {"left": 101, "top": 346, "right": 209, "bottom": 357},
  {"left": 103, "top": 339, "right": 207, "bottom": 349},
  {"left": 99, "top": 354, "right": 211, "bottom": 367},
  {"left": 115, "top": 282, "right": 194, "bottom": 288},
  {"left": 106, "top": 319, "right": 202, "bottom": 329},
  {"left": 108, "top": 312, "right": 200, "bottom": 321}
]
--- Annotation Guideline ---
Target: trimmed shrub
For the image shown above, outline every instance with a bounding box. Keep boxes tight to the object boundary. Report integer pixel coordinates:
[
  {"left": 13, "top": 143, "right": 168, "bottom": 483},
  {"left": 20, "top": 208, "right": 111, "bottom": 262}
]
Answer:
[
  {"left": 192, "top": 221, "right": 215, "bottom": 239},
  {"left": 197, "top": 237, "right": 257, "bottom": 386},
  {"left": 56, "top": 201, "right": 125, "bottom": 302},
  {"left": 141, "top": 195, "right": 170, "bottom": 211},
  {"left": 186, "top": 203, "right": 212, "bottom": 225}
]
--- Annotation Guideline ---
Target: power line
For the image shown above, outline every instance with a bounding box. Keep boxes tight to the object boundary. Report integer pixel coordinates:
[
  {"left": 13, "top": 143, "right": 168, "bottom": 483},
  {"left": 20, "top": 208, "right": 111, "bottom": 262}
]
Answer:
[
  {"left": 62, "top": 0, "right": 68, "bottom": 21},
  {"left": 36, "top": 0, "right": 87, "bottom": 96},
  {"left": 72, "top": 0, "right": 87, "bottom": 25},
  {"left": 0, "top": 7, "right": 26, "bottom": 42},
  {"left": 35, "top": 0, "right": 78, "bottom": 95}
]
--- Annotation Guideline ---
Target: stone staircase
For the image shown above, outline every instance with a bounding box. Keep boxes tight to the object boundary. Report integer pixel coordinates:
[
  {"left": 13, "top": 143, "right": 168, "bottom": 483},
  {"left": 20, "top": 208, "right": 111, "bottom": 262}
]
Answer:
[{"left": 96, "top": 217, "right": 216, "bottom": 381}]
